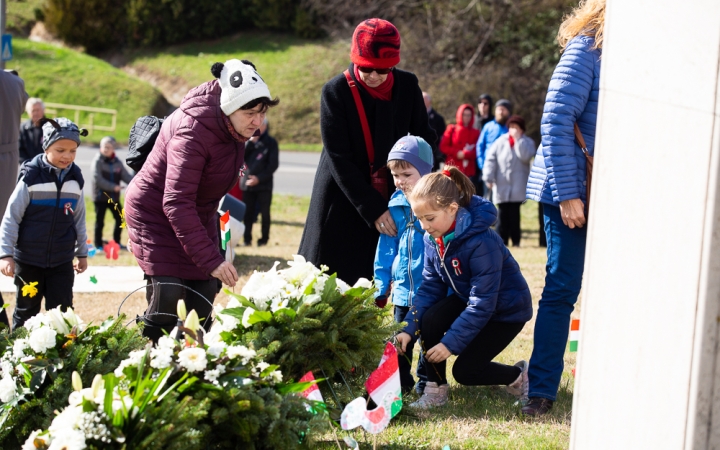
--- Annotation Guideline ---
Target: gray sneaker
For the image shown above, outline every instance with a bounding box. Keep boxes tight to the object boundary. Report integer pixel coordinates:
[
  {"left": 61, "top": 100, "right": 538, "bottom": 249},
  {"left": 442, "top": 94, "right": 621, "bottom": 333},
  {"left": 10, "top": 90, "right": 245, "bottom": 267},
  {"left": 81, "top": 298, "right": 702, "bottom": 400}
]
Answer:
[
  {"left": 409, "top": 382, "right": 449, "bottom": 409},
  {"left": 505, "top": 360, "right": 529, "bottom": 404}
]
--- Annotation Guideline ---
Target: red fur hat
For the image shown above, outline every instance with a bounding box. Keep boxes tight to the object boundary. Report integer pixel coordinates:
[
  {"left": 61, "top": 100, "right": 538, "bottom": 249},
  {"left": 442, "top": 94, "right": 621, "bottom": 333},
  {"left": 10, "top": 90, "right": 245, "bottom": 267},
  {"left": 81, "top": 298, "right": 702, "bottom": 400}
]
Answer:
[{"left": 350, "top": 18, "right": 401, "bottom": 69}]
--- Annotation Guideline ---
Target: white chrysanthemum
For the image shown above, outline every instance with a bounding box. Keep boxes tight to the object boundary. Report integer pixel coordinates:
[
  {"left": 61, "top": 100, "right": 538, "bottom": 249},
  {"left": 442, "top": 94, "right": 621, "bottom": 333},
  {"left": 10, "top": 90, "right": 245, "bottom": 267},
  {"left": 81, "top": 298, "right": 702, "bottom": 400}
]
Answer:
[
  {"left": 353, "top": 278, "right": 373, "bottom": 289},
  {"left": 204, "top": 369, "right": 220, "bottom": 384},
  {"left": 114, "top": 350, "right": 147, "bottom": 377},
  {"left": 24, "top": 314, "right": 51, "bottom": 332},
  {"left": 156, "top": 336, "right": 176, "bottom": 350},
  {"left": 47, "top": 428, "right": 86, "bottom": 450},
  {"left": 226, "top": 345, "right": 256, "bottom": 365},
  {"left": 177, "top": 348, "right": 207, "bottom": 372},
  {"left": 335, "top": 278, "right": 350, "bottom": 294},
  {"left": 241, "top": 307, "right": 255, "bottom": 328},
  {"left": 0, "top": 360, "right": 13, "bottom": 378},
  {"left": 253, "top": 361, "right": 270, "bottom": 376},
  {"left": 149, "top": 347, "right": 173, "bottom": 369},
  {"left": 240, "top": 262, "right": 286, "bottom": 310},
  {"left": 48, "top": 405, "right": 83, "bottom": 435},
  {"left": 28, "top": 326, "right": 57, "bottom": 354},
  {"left": 206, "top": 342, "right": 225, "bottom": 358},
  {"left": 0, "top": 375, "right": 17, "bottom": 403},
  {"left": 216, "top": 364, "right": 226, "bottom": 375},
  {"left": 23, "top": 430, "right": 48, "bottom": 450},
  {"left": 11, "top": 339, "right": 28, "bottom": 360},
  {"left": 46, "top": 308, "right": 70, "bottom": 335},
  {"left": 215, "top": 310, "right": 240, "bottom": 332}
]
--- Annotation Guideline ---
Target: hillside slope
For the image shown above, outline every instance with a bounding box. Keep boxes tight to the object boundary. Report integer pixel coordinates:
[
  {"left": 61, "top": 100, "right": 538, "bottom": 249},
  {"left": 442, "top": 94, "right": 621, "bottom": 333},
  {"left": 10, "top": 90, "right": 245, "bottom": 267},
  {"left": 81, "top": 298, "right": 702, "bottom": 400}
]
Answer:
[
  {"left": 122, "top": 33, "right": 349, "bottom": 149},
  {"left": 9, "top": 39, "right": 166, "bottom": 144}
]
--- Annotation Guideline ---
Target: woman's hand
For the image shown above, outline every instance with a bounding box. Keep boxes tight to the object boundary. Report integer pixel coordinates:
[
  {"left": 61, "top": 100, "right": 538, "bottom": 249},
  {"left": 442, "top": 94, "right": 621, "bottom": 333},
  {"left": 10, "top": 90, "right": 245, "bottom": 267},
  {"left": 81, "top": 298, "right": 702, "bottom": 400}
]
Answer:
[
  {"left": 74, "top": 258, "right": 87, "bottom": 274},
  {"left": 395, "top": 332, "right": 412, "bottom": 354},
  {"left": 211, "top": 261, "right": 239, "bottom": 287},
  {"left": 245, "top": 175, "right": 260, "bottom": 187},
  {"left": 559, "top": 198, "right": 586, "bottom": 229},
  {"left": 374, "top": 210, "right": 397, "bottom": 237},
  {"left": 0, "top": 258, "right": 14, "bottom": 277},
  {"left": 425, "top": 343, "right": 451, "bottom": 363}
]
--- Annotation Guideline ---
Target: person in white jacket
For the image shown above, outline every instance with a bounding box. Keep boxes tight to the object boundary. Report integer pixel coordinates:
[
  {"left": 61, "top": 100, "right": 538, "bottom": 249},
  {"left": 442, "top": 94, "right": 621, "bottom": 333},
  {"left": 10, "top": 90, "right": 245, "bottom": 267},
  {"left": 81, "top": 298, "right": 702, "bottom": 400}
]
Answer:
[{"left": 482, "top": 115, "right": 535, "bottom": 246}]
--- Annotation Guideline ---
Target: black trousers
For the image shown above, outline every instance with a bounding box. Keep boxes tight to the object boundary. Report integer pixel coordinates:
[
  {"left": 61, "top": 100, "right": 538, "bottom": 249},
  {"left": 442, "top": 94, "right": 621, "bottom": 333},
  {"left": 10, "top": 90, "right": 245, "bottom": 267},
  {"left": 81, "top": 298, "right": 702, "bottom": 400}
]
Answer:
[
  {"left": 420, "top": 294, "right": 524, "bottom": 386},
  {"left": 142, "top": 275, "right": 218, "bottom": 342},
  {"left": 13, "top": 261, "right": 74, "bottom": 330},
  {"left": 538, "top": 202, "right": 547, "bottom": 247},
  {"left": 94, "top": 200, "right": 123, "bottom": 248},
  {"left": 243, "top": 190, "right": 272, "bottom": 244},
  {"left": 496, "top": 202, "right": 522, "bottom": 247}
]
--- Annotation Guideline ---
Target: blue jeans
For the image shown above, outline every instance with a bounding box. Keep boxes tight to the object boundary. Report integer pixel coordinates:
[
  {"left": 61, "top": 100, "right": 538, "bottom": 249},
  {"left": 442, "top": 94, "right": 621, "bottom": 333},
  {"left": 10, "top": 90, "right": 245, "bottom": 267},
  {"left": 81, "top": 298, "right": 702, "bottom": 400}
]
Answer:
[
  {"left": 528, "top": 204, "right": 586, "bottom": 401},
  {"left": 395, "top": 305, "right": 427, "bottom": 391}
]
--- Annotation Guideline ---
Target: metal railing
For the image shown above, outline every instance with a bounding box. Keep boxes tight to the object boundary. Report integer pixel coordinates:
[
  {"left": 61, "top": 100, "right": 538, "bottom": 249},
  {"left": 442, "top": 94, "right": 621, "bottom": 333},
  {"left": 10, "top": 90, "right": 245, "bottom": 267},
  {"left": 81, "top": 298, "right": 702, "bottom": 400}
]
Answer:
[{"left": 29, "top": 102, "right": 118, "bottom": 135}]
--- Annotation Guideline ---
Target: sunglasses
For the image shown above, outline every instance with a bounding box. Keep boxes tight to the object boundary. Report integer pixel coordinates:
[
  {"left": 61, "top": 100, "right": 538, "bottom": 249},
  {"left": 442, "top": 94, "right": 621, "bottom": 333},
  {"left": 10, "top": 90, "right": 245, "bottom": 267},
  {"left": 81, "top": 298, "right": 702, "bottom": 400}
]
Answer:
[{"left": 357, "top": 66, "right": 393, "bottom": 75}]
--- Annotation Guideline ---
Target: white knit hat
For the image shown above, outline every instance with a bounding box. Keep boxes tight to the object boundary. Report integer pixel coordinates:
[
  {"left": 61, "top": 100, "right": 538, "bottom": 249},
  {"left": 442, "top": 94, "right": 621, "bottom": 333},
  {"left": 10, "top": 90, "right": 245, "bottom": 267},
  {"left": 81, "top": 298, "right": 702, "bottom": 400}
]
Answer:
[{"left": 211, "top": 59, "right": 272, "bottom": 116}]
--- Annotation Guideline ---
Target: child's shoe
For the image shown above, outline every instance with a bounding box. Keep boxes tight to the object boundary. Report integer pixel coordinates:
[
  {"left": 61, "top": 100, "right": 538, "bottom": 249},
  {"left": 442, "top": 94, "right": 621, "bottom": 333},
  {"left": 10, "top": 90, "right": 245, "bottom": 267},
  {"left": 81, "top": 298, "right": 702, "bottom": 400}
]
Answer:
[
  {"left": 409, "top": 382, "right": 448, "bottom": 409},
  {"left": 505, "top": 360, "right": 529, "bottom": 404}
]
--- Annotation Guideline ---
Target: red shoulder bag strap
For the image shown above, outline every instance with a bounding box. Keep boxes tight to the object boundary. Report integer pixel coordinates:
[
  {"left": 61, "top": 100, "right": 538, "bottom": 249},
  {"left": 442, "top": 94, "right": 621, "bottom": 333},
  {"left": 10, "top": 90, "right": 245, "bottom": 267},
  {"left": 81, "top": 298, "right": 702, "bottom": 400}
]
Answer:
[{"left": 343, "top": 69, "right": 375, "bottom": 171}]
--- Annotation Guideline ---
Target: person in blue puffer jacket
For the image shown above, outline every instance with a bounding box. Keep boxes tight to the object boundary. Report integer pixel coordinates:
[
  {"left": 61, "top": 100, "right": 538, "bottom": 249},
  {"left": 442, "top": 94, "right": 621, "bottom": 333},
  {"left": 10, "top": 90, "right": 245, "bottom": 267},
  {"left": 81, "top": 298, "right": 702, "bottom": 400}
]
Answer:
[
  {"left": 374, "top": 135, "right": 434, "bottom": 396},
  {"left": 523, "top": 0, "right": 605, "bottom": 417},
  {"left": 395, "top": 166, "right": 532, "bottom": 409}
]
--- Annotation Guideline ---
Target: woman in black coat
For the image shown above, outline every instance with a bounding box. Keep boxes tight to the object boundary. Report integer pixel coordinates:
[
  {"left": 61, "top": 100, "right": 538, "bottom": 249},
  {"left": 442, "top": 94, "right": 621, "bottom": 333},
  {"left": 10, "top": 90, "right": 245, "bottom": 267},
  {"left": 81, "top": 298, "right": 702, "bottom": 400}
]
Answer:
[{"left": 299, "top": 18, "right": 437, "bottom": 284}]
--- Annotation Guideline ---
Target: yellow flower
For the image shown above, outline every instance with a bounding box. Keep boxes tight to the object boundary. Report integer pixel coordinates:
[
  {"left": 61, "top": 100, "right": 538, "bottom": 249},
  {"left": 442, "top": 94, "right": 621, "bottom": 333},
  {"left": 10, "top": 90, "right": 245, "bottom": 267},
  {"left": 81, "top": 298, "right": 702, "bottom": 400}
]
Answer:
[{"left": 21, "top": 282, "right": 39, "bottom": 298}]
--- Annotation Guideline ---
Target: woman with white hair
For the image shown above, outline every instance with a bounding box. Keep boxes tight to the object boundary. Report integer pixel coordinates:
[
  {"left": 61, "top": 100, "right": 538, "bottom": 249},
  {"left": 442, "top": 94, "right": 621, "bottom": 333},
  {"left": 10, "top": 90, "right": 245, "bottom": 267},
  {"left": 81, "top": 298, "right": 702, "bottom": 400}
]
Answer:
[{"left": 18, "top": 98, "right": 45, "bottom": 165}]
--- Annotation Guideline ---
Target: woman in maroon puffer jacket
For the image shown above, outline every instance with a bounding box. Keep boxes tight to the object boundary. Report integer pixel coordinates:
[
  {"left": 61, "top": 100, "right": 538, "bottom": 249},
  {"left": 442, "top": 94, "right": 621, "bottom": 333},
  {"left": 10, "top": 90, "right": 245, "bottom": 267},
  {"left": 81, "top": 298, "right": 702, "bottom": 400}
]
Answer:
[{"left": 124, "top": 59, "right": 279, "bottom": 341}]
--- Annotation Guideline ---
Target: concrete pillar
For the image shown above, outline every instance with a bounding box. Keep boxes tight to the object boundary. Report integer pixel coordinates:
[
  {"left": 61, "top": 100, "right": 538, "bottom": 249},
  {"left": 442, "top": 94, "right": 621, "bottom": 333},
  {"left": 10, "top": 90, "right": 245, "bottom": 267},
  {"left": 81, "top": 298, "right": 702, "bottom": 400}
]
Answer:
[{"left": 570, "top": 0, "right": 720, "bottom": 448}]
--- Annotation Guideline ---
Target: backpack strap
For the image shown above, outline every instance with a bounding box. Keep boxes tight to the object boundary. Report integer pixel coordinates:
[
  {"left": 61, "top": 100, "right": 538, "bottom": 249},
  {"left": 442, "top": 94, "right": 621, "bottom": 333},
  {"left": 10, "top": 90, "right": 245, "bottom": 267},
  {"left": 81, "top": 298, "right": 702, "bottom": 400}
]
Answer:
[{"left": 343, "top": 69, "right": 375, "bottom": 172}]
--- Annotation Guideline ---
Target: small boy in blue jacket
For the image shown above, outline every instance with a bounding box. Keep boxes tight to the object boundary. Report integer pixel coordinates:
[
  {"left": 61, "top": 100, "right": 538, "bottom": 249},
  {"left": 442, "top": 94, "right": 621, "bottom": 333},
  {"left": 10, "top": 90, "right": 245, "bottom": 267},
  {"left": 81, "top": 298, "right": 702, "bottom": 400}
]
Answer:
[{"left": 374, "top": 135, "right": 433, "bottom": 395}]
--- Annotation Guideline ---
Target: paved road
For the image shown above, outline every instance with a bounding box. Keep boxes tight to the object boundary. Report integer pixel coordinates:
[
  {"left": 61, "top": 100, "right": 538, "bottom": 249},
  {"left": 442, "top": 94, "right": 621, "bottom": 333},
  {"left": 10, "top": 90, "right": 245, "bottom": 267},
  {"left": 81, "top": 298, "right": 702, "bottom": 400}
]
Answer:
[{"left": 74, "top": 145, "right": 320, "bottom": 197}]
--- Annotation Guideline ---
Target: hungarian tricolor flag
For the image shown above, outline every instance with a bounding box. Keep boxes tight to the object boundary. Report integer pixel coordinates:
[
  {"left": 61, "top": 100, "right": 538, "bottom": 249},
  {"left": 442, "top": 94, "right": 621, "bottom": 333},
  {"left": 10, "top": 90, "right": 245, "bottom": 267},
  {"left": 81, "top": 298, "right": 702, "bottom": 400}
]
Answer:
[
  {"left": 569, "top": 319, "right": 580, "bottom": 352},
  {"left": 299, "top": 371, "right": 323, "bottom": 402},
  {"left": 220, "top": 210, "right": 231, "bottom": 250},
  {"left": 365, "top": 341, "right": 402, "bottom": 419}
]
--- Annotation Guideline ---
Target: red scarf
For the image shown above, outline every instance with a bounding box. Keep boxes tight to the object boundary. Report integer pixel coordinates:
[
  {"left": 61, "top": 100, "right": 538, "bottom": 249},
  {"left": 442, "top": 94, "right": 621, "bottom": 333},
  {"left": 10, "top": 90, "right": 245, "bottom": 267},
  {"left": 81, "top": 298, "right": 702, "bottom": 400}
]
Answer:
[
  {"left": 353, "top": 66, "right": 394, "bottom": 101},
  {"left": 508, "top": 135, "right": 515, "bottom": 147},
  {"left": 434, "top": 220, "right": 457, "bottom": 258}
]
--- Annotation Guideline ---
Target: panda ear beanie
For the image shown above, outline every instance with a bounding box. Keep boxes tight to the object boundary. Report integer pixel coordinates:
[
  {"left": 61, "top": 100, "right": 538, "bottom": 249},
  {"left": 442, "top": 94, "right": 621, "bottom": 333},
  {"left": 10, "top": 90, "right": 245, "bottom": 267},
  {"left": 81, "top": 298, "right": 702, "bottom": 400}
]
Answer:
[{"left": 210, "top": 59, "right": 272, "bottom": 116}]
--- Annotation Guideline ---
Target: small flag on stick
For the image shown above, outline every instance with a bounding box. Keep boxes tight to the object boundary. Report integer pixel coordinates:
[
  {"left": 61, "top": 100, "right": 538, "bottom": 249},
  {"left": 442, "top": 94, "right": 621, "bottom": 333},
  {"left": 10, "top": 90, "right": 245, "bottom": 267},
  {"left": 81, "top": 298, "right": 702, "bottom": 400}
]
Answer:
[
  {"left": 220, "top": 211, "right": 231, "bottom": 250},
  {"left": 299, "top": 371, "right": 323, "bottom": 403},
  {"left": 569, "top": 319, "right": 580, "bottom": 352}
]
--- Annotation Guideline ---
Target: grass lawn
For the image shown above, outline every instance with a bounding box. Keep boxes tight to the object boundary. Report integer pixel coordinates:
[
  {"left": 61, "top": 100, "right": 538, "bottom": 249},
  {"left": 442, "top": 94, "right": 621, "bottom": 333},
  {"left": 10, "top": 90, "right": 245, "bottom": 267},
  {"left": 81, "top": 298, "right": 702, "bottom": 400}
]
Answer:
[
  {"left": 1, "top": 195, "right": 575, "bottom": 448},
  {"left": 9, "top": 38, "right": 164, "bottom": 145},
  {"left": 121, "top": 32, "right": 350, "bottom": 147}
]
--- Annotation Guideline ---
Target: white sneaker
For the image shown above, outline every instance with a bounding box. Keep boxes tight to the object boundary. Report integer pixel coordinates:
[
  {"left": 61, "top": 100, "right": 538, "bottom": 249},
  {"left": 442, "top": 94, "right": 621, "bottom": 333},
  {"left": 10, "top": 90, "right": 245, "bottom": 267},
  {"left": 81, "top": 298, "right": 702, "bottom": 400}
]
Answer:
[
  {"left": 505, "top": 360, "right": 529, "bottom": 404},
  {"left": 409, "top": 382, "right": 449, "bottom": 409}
]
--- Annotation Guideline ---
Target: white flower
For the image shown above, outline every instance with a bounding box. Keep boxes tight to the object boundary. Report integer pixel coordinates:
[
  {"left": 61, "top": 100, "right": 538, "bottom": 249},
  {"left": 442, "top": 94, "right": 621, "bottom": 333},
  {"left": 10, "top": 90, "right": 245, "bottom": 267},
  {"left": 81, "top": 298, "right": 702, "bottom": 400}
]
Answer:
[
  {"left": 280, "top": 255, "right": 321, "bottom": 291},
  {"left": 268, "top": 370, "right": 283, "bottom": 383},
  {"left": 204, "top": 369, "right": 220, "bottom": 384},
  {"left": 353, "top": 278, "right": 373, "bottom": 289},
  {"left": 177, "top": 348, "right": 207, "bottom": 372},
  {"left": 149, "top": 347, "right": 173, "bottom": 369},
  {"left": 203, "top": 327, "right": 223, "bottom": 347},
  {"left": 253, "top": 361, "right": 270, "bottom": 376},
  {"left": 335, "top": 278, "right": 350, "bottom": 294},
  {"left": 46, "top": 308, "right": 71, "bottom": 335},
  {"left": 47, "top": 428, "right": 86, "bottom": 450},
  {"left": 241, "top": 307, "right": 256, "bottom": 328},
  {"left": 302, "top": 294, "right": 321, "bottom": 306},
  {"left": 226, "top": 297, "right": 241, "bottom": 309},
  {"left": 114, "top": 350, "right": 147, "bottom": 377},
  {"left": 226, "top": 345, "right": 255, "bottom": 365},
  {"left": 28, "top": 327, "right": 57, "bottom": 354},
  {"left": 313, "top": 274, "right": 329, "bottom": 295},
  {"left": 24, "top": 314, "right": 50, "bottom": 332},
  {"left": 61, "top": 308, "right": 83, "bottom": 330},
  {"left": 0, "top": 375, "right": 17, "bottom": 403},
  {"left": 215, "top": 309, "right": 240, "bottom": 332},
  {"left": 206, "top": 342, "right": 225, "bottom": 358},
  {"left": 216, "top": 364, "right": 226, "bottom": 375},
  {"left": 23, "top": 430, "right": 48, "bottom": 450},
  {"left": 13, "top": 339, "right": 29, "bottom": 359},
  {"left": 48, "top": 405, "right": 83, "bottom": 434},
  {"left": 156, "top": 336, "right": 176, "bottom": 350},
  {"left": 241, "top": 262, "right": 286, "bottom": 309},
  {"left": 270, "top": 298, "right": 289, "bottom": 313},
  {"left": 0, "top": 360, "right": 13, "bottom": 377}
]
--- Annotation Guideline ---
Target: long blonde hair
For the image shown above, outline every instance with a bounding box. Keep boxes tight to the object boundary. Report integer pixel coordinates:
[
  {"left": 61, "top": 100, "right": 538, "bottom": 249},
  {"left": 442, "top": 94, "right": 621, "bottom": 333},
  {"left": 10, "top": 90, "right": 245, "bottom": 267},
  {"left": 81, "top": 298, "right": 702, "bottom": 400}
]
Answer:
[{"left": 557, "top": 0, "right": 606, "bottom": 51}]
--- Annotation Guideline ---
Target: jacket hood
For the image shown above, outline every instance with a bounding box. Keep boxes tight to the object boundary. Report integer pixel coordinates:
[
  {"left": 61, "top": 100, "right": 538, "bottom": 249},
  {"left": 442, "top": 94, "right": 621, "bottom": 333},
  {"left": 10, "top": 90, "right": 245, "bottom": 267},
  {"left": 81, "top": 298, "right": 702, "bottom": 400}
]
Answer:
[
  {"left": 454, "top": 195, "right": 497, "bottom": 239},
  {"left": 179, "top": 80, "right": 230, "bottom": 142},
  {"left": 455, "top": 103, "right": 475, "bottom": 128}
]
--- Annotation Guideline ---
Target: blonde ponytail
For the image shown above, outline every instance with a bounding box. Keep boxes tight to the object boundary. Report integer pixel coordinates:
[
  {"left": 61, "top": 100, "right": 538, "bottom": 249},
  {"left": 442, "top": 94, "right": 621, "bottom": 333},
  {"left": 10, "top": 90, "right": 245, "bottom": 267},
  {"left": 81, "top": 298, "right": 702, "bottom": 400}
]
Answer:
[{"left": 409, "top": 166, "right": 476, "bottom": 209}]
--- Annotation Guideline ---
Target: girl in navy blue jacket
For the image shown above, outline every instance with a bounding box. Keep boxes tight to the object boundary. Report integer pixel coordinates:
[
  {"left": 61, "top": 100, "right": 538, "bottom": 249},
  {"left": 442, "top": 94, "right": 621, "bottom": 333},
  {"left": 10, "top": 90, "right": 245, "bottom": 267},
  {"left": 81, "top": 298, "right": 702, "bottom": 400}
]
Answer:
[{"left": 396, "top": 166, "right": 532, "bottom": 409}]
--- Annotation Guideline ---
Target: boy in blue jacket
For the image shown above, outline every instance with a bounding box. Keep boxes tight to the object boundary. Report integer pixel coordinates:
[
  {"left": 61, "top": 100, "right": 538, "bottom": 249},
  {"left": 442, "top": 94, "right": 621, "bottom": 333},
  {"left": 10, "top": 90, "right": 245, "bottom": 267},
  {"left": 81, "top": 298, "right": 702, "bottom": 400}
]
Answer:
[
  {"left": 0, "top": 118, "right": 89, "bottom": 330},
  {"left": 374, "top": 135, "right": 433, "bottom": 395}
]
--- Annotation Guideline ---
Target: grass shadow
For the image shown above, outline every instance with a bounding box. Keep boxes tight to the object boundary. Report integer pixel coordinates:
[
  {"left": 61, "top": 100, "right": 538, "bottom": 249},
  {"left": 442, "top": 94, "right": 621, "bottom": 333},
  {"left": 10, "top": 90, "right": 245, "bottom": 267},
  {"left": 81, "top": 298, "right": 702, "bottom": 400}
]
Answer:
[{"left": 271, "top": 220, "right": 306, "bottom": 228}]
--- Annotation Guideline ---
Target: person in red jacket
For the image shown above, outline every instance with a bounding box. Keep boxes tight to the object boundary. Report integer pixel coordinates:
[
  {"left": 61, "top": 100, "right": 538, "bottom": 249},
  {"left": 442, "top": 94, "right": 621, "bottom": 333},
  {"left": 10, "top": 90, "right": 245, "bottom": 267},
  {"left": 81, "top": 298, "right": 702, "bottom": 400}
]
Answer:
[{"left": 439, "top": 104, "right": 480, "bottom": 181}]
